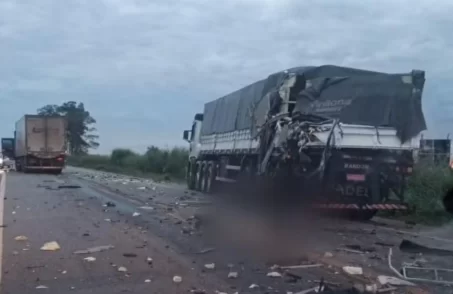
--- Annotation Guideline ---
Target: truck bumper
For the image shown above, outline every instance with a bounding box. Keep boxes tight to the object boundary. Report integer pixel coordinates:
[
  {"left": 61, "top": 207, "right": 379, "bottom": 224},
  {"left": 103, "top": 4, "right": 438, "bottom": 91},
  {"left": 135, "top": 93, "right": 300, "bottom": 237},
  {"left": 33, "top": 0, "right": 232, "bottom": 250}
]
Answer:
[
  {"left": 24, "top": 166, "right": 63, "bottom": 170},
  {"left": 312, "top": 202, "right": 408, "bottom": 210}
]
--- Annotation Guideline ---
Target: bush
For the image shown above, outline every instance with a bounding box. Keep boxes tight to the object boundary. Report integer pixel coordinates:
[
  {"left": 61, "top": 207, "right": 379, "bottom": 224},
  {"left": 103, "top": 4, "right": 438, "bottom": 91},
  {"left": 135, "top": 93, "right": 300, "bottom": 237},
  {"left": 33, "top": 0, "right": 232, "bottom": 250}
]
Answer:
[
  {"left": 403, "top": 161, "right": 453, "bottom": 224},
  {"left": 67, "top": 146, "right": 189, "bottom": 181}
]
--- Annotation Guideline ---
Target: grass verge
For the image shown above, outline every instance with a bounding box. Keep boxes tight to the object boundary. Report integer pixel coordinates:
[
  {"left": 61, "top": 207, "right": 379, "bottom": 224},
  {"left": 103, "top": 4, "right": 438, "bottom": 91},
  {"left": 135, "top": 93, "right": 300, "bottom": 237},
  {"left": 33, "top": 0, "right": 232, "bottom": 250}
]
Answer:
[{"left": 67, "top": 146, "right": 188, "bottom": 183}]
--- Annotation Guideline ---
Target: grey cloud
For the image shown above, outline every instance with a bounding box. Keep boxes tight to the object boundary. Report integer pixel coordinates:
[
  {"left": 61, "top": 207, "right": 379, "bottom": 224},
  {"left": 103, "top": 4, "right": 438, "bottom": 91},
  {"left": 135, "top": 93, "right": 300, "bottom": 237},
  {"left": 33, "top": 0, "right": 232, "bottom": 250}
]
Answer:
[{"left": 1, "top": 0, "right": 453, "bottom": 151}]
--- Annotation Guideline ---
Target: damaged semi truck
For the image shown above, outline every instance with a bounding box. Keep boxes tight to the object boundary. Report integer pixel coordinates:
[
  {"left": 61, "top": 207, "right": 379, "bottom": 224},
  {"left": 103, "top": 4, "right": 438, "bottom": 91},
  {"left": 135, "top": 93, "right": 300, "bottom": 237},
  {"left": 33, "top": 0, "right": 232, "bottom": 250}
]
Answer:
[{"left": 183, "top": 65, "right": 426, "bottom": 220}]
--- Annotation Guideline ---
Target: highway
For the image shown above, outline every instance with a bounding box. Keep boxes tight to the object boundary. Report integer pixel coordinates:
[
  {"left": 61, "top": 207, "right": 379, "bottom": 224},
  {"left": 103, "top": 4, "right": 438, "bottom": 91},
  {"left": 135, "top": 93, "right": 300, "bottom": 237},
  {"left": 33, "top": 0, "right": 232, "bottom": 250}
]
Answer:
[{"left": 0, "top": 167, "right": 449, "bottom": 293}]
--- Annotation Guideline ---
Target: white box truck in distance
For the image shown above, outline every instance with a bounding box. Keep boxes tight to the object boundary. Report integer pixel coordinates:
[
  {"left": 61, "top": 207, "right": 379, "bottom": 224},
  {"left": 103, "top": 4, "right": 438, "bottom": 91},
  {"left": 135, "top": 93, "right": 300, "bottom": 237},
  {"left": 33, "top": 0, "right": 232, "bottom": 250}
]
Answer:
[{"left": 14, "top": 115, "right": 67, "bottom": 174}]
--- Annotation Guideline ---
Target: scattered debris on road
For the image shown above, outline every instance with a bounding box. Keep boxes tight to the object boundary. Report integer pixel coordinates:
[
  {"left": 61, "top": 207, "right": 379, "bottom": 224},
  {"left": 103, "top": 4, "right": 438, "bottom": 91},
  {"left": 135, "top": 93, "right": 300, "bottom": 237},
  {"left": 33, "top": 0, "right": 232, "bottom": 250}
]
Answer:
[
  {"left": 204, "top": 263, "right": 215, "bottom": 270},
  {"left": 378, "top": 275, "right": 415, "bottom": 287},
  {"left": 83, "top": 256, "right": 96, "bottom": 262},
  {"left": 173, "top": 276, "right": 182, "bottom": 283},
  {"left": 132, "top": 212, "right": 141, "bottom": 217},
  {"left": 123, "top": 253, "right": 137, "bottom": 258},
  {"left": 249, "top": 284, "right": 259, "bottom": 289},
  {"left": 36, "top": 285, "right": 49, "bottom": 289},
  {"left": 117, "top": 266, "right": 128, "bottom": 272},
  {"left": 14, "top": 235, "right": 28, "bottom": 241},
  {"left": 74, "top": 245, "right": 114, "bottom": 254},
  {"left": 342, "top": 266, "right": 363, "bottom": 275},
  {"left": 267, "top": 271, "right": 282, "bottom": 278},
  {"left": 105, "top": 201, "right": 116, "bottom": 207},
  {"left": 281, "top": 264, "right": 322, "bottom": 270},
  {"left": 197, "top": 247, "right": 215, "bottom": 254},
  {"left": 228, "top": 272, "right": 238, "bottom": 279},
  {"left": 58, "top": 184, "right": 81, "bottom": 189},
  {"left": 40, "top": 241, "right": 61, "bottom": 251}
]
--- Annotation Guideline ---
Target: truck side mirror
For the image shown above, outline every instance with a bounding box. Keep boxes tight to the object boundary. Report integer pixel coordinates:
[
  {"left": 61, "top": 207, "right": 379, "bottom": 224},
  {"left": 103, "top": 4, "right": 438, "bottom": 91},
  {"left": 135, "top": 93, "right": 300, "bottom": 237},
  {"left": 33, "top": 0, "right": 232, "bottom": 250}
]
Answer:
[{"left": 183, "top": 130, "right": 191, "bottom": 142}]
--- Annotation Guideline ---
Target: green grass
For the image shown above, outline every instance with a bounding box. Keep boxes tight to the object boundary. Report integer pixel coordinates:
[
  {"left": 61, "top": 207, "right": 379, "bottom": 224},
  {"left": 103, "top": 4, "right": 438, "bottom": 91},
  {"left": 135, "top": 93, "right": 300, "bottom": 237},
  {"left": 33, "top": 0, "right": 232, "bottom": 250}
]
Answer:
[
  {"left": 67, "top": 146, "right": 188, "bottom": 182},
  {"left": 379, "top": 160, "right": 453, "bottom": 225}
]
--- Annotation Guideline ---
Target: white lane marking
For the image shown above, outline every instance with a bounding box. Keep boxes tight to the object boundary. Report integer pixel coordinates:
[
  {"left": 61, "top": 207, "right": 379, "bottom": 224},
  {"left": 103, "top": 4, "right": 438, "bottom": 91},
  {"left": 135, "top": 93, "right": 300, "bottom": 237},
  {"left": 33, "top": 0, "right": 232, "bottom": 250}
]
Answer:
[{"left": 0, "top": 171, "right": 6, "bottom": 284}]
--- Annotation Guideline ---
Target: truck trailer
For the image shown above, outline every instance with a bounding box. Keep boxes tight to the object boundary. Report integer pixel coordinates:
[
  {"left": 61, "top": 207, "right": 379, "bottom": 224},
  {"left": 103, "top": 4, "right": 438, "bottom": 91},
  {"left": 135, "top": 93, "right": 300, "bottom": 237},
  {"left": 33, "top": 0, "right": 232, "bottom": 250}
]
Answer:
[
  {"left": 14, "top": 115, "right": 67, "bottom": 174},
  {"left": 183, "top": 65, "right": 426, "bottom": 220}
]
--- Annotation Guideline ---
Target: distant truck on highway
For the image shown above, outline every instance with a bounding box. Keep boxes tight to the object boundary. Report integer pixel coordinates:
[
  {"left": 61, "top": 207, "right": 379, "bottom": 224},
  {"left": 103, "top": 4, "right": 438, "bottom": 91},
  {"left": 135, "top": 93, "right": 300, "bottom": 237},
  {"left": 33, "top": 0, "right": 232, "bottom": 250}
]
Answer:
[
  {"left": 14, "top": 115, "right": 67, "bottom": 174},
  {"left": 183, "top": 65, "right": 426, "bottom": 220}
]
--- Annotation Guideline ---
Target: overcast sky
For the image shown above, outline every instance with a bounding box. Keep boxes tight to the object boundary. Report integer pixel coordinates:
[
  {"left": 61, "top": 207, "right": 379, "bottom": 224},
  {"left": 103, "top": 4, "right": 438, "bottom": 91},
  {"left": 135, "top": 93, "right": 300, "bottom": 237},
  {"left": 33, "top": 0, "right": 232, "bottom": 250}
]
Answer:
[{"left": 1, "top": 0, "right": 452, "bottom": 154}]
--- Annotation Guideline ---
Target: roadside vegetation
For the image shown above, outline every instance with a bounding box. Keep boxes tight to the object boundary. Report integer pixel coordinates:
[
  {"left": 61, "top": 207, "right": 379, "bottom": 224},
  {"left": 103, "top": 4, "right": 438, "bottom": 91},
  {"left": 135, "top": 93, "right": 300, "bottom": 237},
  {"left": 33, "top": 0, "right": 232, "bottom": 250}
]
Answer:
[
  {"left": 67, "top": 146, "right": 188, "bottom": 182},
  {"left": 384, "top": 160, "right": 453, "bottom": 225}
]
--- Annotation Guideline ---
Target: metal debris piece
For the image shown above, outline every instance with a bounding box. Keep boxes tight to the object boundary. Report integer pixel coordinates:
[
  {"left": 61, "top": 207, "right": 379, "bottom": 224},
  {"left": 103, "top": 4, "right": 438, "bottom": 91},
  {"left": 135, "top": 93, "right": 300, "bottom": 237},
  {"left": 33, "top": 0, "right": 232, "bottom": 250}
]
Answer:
[
  {"left": 83, "top": 256, "right": 96, "bottom": 262},
  {"left": 281, "top": 264, "right": 322, "bottom": 270},
  {"left": 342, "top": 266, "right": 363, "bottom": 275},
  {"left": 132, "top": 212, "right": 141, "bottom": 217},
  {"left": 40, "top": 241, "right": 61, "bottom": 251},
  {"left": 144, "top": 279, "right": 151, "bottom": 283},
  {"left": 204, "top": 263, "right": 215, "bottom": 270},
  {"left": 294, "top": 287, "right": 319, "bottom": 294},
  {"left": 173, "top": 276, "right": 182, "bottom": 283},
  {"left": 137, "top": 186, "right": 147, "bottom": 190},
  {"left": 58, "top": 185, "right": 81, "bottom": 189},
  {"left": 228, "top": 272, "right": 238, "bottom": 279},
  {"left": 378, "top": 275, "right": 415, "bottom": 286},
  {"left": 267, "top": 271, "right": 282, "bottom": 278},
  {"left": 74, "top": 245, "right": 114, "bottom": 254}
]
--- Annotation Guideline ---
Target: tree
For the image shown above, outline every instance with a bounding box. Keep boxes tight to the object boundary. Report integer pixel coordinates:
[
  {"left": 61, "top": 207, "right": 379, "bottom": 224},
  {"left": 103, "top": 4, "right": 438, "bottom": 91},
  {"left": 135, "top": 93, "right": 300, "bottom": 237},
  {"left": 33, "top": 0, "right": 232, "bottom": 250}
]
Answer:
[{"left": 37, "top": 101, "right": 99, "bottom": 155}]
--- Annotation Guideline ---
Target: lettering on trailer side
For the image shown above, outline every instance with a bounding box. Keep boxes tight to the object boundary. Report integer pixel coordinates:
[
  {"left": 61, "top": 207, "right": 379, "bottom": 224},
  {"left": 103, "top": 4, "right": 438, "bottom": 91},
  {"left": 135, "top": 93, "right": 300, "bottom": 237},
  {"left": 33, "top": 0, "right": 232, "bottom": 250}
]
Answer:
[
  {"left": 32, "top": 127, "right": 60, "bottom": 134},
  {"left": 344, "top": 163, "right": 369, "bottom": 169},
  {"left": 335, "top": 184, "right": 369, "bottom": 197},
  {"left": 310, "top": 99, "right": 353, "bottom": 113}
]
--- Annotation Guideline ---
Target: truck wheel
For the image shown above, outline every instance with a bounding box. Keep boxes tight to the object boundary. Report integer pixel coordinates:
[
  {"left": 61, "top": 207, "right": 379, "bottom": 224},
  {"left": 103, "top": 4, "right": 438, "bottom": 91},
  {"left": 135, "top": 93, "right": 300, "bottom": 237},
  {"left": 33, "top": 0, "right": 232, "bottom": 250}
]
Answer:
[
  {"left": 15, "top": 161, "right": 21, "bottom": 172},
  {"left": 195, "top": 163, "right": 204, "bottom": 191},
  {"left": 186, "top": 162, "right": 196, "bottom": 190},
  {"left": 204, "top": 162, "right": 216, "bottom": 193}
]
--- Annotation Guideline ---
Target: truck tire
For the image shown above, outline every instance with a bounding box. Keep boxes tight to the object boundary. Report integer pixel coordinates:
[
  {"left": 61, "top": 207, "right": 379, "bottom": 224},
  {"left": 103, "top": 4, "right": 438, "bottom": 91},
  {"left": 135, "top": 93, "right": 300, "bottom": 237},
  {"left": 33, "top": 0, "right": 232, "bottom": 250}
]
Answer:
[
  {"left": 203, "top": 161, "right": 216, "bottom": 193},
  {"left": 186, "top": 162, "right": 196, "bottom": 190},
  {"left": 195, "top": 163, "right": 204, "bottom": 191},
  {"left": 15, "top": 160, "right": 21, "bottom": 172}
]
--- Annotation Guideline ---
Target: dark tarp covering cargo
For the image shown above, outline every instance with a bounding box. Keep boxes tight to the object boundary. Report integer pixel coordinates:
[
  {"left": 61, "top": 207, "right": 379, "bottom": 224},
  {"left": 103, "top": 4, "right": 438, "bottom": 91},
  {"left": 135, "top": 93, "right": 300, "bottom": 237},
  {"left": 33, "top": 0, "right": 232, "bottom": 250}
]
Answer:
[{"left": 200, "top": 65, "right": 426, "bottom": 143}]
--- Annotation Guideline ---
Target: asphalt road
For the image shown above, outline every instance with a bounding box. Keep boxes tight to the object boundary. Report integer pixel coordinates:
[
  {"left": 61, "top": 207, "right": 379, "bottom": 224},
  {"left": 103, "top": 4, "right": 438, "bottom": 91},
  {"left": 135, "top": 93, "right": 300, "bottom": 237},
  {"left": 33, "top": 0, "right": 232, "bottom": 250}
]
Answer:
[{"left": 0, "top": 167, "right": 452, "bottom": 293}]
